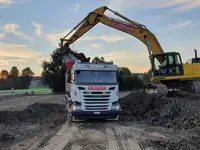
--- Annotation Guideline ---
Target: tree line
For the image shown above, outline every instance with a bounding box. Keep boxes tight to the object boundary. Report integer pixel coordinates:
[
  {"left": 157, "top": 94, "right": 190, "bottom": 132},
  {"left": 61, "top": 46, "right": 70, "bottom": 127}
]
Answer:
[
  {"left": 0, "top": 66, "right": 35, "bottom": 90},
  {"left": 42, "top": 48, "right": 152, "bottom": 93}
]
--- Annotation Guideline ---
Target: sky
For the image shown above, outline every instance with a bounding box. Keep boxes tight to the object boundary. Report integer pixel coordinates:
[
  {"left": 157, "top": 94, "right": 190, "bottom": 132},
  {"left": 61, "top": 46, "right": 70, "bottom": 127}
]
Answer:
[{"left": 0, "top": 0, "right": 200, "bottom": 76}]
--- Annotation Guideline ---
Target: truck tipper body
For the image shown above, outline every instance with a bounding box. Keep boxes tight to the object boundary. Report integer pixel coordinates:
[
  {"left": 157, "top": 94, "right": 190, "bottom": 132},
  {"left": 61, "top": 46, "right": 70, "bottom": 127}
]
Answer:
[{"left": 65, "top": 62, "right": 121, "bottom": 121}]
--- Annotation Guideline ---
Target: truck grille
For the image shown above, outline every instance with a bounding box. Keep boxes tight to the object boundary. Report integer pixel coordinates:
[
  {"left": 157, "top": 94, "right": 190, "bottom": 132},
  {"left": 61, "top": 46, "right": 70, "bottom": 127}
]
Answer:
[{"left": 83, "top": 92, "right": 111, "bottom": 111}]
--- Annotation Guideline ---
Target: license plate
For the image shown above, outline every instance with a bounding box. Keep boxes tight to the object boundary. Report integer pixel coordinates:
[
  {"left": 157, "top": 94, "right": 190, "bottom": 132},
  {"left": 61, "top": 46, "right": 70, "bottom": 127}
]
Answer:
[{"left": 94, "top": 112, "right": 100, "bottom": 114}]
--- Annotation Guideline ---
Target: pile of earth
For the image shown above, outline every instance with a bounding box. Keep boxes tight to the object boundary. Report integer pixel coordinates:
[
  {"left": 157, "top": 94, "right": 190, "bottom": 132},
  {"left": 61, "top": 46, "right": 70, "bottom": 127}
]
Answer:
[
  {"left": 119, "top": 91, "right": 200, "bottom": 131},
  {"left": 0, "top": 103, "right": 67, "bottom": 125},
  {"left": 0, "top": 103, "right": 67, "bottom": 149}
]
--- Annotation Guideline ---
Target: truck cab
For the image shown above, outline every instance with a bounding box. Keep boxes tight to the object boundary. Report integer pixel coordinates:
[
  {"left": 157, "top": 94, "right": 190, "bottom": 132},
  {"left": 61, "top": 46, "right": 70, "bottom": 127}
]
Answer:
[{"left": 65, "top": 62, "right": 122, "bottom": 121}]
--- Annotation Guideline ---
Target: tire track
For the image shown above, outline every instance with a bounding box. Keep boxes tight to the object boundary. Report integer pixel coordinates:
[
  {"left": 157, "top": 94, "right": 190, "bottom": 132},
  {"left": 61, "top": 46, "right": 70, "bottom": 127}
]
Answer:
[
  {"left": 39, "top": 122, "right": 78, "bottom": 150},
  {"left": 111, "top": 122, "right": 142, "bottom": 150},
  {"left": 105, "top": 124, "right": 121, "bottom": 150}
]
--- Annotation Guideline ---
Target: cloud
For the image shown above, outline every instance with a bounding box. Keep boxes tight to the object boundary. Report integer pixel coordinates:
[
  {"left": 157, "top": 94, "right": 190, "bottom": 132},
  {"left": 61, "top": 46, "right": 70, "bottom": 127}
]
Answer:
[
  {"left": 175, "top": 1, "right": 200, "bottom": 12},
  {"left": 0, "top": 33, "right": 5, "bottom": 38},
  {"left": 46, "top": 29, "right": 71, "bottom": 46},
  {"left": 46, "top": 29, "right": 125, "bottom": 46},
  {"left": 78, "top": 35, "right": 125, "bottom": 43},
  {"left": 100, "top": 51, "right": 131, "bottom": 61},
  {"left": 91, "top": 44, "right": 101, "bottom": 48},
  {"left": 3, "top": 24, "right": 34, "bottom": 42},
  {"left": 32, "top": 22, "right": 43, "bottom": 36},
  {"left": 107, "top": 0, "right": 200, "bottom": 12},
  {"left": 0, "top": 57, "right": 28, "bottom": 67},
  {"left": 0, "top": 58, "right": 9, "bottom": 66},
  {"left": 126, "top": 65, "right": 149, "bottom": 73},
  {"left": 8, "top": 59, "right": 28, "bottom": 63},
  {"left": 72, "top": 4, "right": 79, "bottom": 12},
  {"left": 36, "top": 56, "right": 50, "bottom": 64},
  {"left": 99, "top": 50, "right": 150, "bottom": 73},
  {"left": 168, "top": 20, "right": 193, "bottom": 29},
  {"left": 0, "top": 42, "right": 42, "bottom": 59},
  {"left": 0, "top": 0, "right": 14, "bottom": 4}
]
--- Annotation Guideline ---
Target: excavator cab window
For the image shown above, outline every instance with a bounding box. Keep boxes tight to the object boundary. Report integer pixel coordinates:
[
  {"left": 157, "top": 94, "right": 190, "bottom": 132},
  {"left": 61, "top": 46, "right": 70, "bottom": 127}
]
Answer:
[{"left": 152, "top": 53, "right": 183, "bottom": 77}]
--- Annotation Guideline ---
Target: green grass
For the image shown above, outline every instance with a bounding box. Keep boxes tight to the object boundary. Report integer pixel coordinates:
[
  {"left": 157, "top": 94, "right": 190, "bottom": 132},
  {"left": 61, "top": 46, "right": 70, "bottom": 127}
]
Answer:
[{"left": 0, "top": 87, "right": 52, "bottom": 95}]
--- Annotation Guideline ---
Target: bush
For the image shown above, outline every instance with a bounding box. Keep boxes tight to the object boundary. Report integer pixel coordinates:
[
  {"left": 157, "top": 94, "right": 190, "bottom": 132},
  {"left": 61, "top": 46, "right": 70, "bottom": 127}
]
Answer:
[{"left": 119, "top": 75, "right": 144, "bottom": 91}]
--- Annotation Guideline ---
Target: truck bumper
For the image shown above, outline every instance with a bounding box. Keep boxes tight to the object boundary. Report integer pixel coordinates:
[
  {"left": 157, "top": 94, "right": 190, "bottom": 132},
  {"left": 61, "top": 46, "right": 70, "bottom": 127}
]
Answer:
[{"left": 71, "top": 110, "right": 120, "bottom": 119}]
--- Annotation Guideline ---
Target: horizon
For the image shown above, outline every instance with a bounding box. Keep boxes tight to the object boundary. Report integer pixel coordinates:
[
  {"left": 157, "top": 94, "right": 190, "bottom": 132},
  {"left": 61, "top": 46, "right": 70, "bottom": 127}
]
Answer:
[{"left": 0, "top": 0, "right": 200, "bottom": 75}]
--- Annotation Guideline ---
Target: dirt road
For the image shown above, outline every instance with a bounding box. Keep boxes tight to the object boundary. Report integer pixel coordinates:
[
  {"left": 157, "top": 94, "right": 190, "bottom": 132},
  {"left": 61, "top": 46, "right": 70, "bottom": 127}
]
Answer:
[
  {"left": 10, "top": 120, "right": 199, "bottom": 150},
  {"left": 0, "top": 91, "right": 131, "bottom": 111},
  {"left": 1, "top": 92, "right": 200, "bottom": 150}
]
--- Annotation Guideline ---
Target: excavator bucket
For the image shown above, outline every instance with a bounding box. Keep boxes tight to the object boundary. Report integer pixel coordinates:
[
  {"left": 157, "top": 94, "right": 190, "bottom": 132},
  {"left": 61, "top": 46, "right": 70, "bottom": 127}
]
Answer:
[{"left": 60, "top": 45, "right": 90, "bottom": 69}]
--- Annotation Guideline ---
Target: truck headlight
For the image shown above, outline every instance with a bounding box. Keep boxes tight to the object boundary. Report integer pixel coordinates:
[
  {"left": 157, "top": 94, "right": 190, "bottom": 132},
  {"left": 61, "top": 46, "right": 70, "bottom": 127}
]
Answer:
[
  {"left": 112, "top": 103, "right": 120, "bottom": 111},
  {"left": 72, "top": 102, "right": 81, "bottom": 111},
  {"left": 116, "top": 104, "right": 120, "bottom": 110},
  {"left": 72, "top": 105, "right": 76, "bottom": 111}
]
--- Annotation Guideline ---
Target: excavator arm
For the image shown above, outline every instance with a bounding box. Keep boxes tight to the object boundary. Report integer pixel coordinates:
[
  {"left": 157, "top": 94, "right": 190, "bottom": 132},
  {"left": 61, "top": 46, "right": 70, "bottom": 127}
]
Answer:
[{"left": 59, "top": 6, "right": 164, "bottom": 63}]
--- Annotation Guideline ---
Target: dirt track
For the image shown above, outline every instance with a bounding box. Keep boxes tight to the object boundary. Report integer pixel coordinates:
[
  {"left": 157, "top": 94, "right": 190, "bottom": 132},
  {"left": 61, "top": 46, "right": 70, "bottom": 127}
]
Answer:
[
  {"left": 1, "top": 92, "right": 200, "bottom": 150},
  {"left": 9, "top": 120, "right": 200, "bottom": 150}
]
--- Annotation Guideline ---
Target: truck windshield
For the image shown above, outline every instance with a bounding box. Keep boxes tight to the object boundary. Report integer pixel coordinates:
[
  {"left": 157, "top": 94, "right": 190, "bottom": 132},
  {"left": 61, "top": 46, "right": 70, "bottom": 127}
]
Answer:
[{"left": 75, "top": 70, "right": 117, "bottom": 84}]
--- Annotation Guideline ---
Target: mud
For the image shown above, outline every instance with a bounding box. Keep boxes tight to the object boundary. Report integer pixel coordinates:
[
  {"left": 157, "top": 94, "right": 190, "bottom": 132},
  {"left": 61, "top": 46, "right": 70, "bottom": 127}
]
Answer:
[{"left": 0, "top": 103, "right": 67, "bottom": 149}]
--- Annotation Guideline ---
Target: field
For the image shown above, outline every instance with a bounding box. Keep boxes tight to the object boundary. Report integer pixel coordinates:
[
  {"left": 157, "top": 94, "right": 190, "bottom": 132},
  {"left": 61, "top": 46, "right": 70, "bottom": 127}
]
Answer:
[{"left": 0, "top": 87, "right": 52, "bottom": 95}]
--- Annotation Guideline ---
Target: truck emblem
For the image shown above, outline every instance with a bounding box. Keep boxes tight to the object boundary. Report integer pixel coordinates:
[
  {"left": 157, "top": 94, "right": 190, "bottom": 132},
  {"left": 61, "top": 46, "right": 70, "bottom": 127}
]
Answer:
[{"left": 88, "top": 86, "right": 106, "bottom": 90}]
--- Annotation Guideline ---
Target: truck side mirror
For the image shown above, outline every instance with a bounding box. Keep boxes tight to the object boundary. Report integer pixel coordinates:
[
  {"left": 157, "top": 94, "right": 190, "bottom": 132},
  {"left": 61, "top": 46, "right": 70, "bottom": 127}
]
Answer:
[{"left": 67, "top": 74, "right": 71, "bottom": 83}]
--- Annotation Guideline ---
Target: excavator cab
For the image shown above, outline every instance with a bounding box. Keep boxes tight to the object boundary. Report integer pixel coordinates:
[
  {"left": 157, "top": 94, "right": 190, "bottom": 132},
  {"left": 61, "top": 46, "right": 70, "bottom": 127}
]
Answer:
[{"left": 152, "top": 52, "right": 184, "bottom": 77}]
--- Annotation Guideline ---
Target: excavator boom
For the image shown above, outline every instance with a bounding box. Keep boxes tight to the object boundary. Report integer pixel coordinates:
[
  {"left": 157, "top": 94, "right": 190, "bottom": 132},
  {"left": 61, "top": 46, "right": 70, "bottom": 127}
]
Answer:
[{"left": 59, "top": 6, "right": 164, "bottom": 63}]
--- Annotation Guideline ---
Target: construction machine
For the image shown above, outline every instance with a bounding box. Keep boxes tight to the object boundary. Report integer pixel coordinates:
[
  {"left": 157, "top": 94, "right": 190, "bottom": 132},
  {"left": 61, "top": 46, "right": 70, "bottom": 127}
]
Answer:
[
  {"left": 59, "top": 6, "right": 200, "bottom": 96},
  {"left": 60, "top": 39, "right": 123, "bottom": 122}
]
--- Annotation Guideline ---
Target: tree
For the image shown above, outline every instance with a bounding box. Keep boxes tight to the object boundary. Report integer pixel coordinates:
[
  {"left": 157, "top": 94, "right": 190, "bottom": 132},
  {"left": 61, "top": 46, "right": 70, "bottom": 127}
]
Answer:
[
  {"left": 42, "top": 47, "right": 91, "bottom": 92},
  {"left": 1, "top": 70, "right": 9, "bottom": 76},
  {"left": 10, "top": 66, "right": 19, "bottom": 77},
  {"left": 42, "top": 48, "right": 68, "bottom": 92},
  {"left": 21, "top": 67, "right": 35, "bottom": 77},
  {"left": 0, "top": 70, "right": 9, "bottom": 80},
  {"left": 119, "top": 74, "right": 144, "bottom": 91},
  {"left": 9, "top": 66, "right": 19, "bottom": 88},
  {"left": 19, "top": 67, "right": 35, "bottom": 89},
  {"left": 142, "top": 69, "right": 152, "bottom": 84},
  {"left": 118, "top": 67, "right": 132, "bottom": 77},
  {"left": 91, "top": 56, "right": 113, "bottom": 64}
]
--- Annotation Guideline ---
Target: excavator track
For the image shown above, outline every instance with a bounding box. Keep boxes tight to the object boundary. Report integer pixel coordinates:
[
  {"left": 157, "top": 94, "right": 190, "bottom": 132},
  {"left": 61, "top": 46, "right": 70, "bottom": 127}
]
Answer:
[
  {"left": 144, "top": 83, "right": 168, "bottom": 96},
  {"left": 186, "top": 81, "right": 200, "bottom": 93}
]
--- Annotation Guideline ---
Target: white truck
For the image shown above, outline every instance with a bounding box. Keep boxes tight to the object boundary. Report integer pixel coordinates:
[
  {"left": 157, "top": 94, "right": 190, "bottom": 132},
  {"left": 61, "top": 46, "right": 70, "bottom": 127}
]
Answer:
[{"left": 63, "top": 51, "right": 123, "bottom": 121}]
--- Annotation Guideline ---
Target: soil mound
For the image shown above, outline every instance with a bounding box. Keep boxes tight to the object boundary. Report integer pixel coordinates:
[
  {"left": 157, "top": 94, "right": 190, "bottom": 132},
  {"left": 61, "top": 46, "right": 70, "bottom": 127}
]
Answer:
[
  {"left": 0, "top": 103, "right": 66, "bottom": 124},
  {"left": 120, "top": 92, "right": 200, "bottom": 131}
]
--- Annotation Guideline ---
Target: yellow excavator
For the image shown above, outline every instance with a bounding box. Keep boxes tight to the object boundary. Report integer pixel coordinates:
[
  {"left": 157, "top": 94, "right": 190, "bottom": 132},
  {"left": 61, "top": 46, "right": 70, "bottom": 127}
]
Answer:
[{"left": 59, "top": 6, "right": 200, "bottom": 96}]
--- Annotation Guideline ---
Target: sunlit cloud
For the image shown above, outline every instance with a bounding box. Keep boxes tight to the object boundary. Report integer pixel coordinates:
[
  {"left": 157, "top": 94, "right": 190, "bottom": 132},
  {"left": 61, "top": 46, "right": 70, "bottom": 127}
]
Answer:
[
  {"left": 32, "top": 22, "right": 43, "bottom": 36},
  {"left": 168, "top": 20, "right": 193, "bottom": 29},
  {"left": 91, "top": 44, "right": 101, "bottom": 48},
  {"left": 3, "top": 24, "right": 34, "bottom": 42},
  {"left": 0, "top": 42, "right": 42, "bottom": 59}
]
